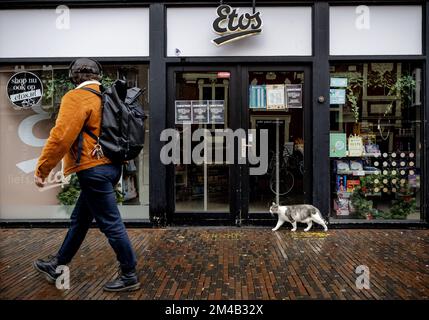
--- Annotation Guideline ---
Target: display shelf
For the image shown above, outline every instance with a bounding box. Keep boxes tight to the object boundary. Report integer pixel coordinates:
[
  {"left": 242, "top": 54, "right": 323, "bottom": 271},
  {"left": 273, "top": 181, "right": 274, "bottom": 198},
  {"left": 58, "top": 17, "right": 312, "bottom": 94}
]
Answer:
[
  {"left": 331, "top": 152, "right": 382, "bottom": 158},
  {"left": 336, "top": 170, "right": 381, "bottom": 176}
]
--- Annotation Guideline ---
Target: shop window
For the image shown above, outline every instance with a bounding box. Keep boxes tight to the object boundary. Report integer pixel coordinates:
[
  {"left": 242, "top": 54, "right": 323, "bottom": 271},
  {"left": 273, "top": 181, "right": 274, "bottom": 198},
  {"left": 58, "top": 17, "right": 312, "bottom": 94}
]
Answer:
[
  {"left": 329, "top": 62, "right": 423, "bottom": 220},
  {"left": 0, "top": 64, "right": 149, "bottom": 220}
]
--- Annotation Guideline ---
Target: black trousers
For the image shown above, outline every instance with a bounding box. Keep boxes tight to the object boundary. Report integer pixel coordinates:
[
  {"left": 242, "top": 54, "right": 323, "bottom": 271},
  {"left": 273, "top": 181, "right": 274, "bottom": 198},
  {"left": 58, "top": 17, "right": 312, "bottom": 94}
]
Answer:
[{"left": 57, "top": 164, "right": 137, "bottom": 273}]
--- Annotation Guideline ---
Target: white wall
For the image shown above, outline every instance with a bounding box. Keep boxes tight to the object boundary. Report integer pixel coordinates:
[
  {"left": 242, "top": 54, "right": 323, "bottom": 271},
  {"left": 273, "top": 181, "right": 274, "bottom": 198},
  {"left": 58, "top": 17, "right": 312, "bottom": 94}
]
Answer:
[
  {"left": 167, "top": 7, "right": 312, "bottom": 57},
  {"left": 0, "top": 8, "right": 150, "bottom": 58},
  {"left": 330, "top": 6, "right": 422, "bottom": 55}
]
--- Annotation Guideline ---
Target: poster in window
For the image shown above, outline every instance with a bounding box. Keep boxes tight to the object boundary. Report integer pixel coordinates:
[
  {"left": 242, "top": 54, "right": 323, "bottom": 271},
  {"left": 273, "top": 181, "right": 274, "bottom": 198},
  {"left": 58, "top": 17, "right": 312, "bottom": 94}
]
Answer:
[
  {"left": 7, "top": 72, "right": 43, "bottom": 110},
  {"left": 330, "top": 89, "right": 346, "bottom": 105},
  {"left": 285, "top": 84, "right": 302, "bottom": 108},
  {"left": 192, "top": 100, "right": 209, "bottom": 124},
  {"left": 249, "top": 85, "right": 266, "bottom": 109},
  {"left": 330, "top": 77, "right": 348, "bottom": 88},
  {"left": 208, "top": 100, "right": 224, "bottom": 124},
  {"left": 175, "top": 100, "right": 192, "bottom": 124},
  {"left": 266, "top": 84, "right": 286, "bottom": 110}
]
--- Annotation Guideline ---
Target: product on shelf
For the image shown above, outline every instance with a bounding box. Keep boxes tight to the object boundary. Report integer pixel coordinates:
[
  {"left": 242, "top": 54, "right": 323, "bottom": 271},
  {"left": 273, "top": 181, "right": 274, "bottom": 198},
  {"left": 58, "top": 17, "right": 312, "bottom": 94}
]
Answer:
[
  {"left": 346, "top": 179, "right": 360, "bottom": 193},
  {"left": 334, "top": 192, "right": 351, "bottom": 216},
  {"left": 350, "top": 160, "right": 363, "bottom": 171},
  {"left": 336, "top": 160, "right": 350, "bottom": 173},
  {"left": 364, "top": 143, "right": 380, "bottom": 156},
  {"left": 336, "top": 175, "right": 347, "bottom": 192}
]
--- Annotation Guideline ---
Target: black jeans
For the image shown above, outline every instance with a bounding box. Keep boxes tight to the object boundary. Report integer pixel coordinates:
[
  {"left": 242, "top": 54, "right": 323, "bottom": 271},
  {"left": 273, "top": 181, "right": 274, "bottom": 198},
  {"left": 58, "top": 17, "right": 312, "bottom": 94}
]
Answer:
[{"left": 57, "top": 163, "right": 137, "bottom": 273}]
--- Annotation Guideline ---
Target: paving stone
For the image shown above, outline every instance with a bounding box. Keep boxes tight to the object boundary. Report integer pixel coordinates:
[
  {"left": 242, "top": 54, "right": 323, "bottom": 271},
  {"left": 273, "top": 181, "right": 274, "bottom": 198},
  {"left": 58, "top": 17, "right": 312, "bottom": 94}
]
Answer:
[{"left": 0, "top": 227, "right": 428, "bottom": 300}]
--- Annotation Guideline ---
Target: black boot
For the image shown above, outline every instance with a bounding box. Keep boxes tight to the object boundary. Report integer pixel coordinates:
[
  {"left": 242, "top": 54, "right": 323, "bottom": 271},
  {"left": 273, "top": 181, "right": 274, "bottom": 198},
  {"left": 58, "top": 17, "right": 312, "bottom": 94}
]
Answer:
[
  {"left": 33, "top": 255, "right": 61, "bottom": 284},
  {"left": 103, "top": 269, "right": 140, "bottom": 292}
]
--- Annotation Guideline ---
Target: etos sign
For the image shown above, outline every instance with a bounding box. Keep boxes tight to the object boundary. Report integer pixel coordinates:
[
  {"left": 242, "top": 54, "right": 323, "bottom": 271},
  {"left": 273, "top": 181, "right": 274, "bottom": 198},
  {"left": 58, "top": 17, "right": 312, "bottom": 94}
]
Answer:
[
  {"left": 7, "top": 72, "right": 43, "bottom": 110},
  {"left": 212, "top": 5, "right": 262, "bottom": 46}
]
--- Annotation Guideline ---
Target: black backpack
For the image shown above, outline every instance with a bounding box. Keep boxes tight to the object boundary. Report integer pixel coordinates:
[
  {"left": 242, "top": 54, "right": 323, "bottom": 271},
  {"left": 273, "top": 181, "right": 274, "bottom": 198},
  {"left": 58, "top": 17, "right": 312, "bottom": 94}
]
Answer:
[{"left": 75, "top": 79, "right": 146, "bottom": 164}]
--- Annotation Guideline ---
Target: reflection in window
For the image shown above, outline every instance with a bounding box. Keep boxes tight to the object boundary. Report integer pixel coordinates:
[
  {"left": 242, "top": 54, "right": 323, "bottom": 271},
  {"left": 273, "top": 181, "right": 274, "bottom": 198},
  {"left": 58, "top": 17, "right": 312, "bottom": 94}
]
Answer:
[{"left": 329, "top": 62, "right": 422, "bottom": 220}]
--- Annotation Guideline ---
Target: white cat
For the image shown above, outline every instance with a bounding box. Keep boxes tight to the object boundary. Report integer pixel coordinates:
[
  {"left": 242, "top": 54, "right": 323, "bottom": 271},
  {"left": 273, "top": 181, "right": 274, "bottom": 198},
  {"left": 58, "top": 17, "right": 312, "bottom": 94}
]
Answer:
[{"left": 269, "top": 202, "right": 328, "bottom": 232}]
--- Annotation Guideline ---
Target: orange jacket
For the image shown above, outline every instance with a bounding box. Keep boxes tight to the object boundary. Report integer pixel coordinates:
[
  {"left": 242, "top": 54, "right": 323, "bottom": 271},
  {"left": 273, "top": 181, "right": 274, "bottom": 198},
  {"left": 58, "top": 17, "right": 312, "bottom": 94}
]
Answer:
[{"left": 35, "top": 83, "right": 111, "bottom": 179}]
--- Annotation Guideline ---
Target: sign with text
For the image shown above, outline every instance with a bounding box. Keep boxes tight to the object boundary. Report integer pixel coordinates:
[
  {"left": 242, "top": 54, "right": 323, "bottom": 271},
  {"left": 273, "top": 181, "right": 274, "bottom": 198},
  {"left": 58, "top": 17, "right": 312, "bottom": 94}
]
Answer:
[
  {"left": 175, "top": 100, "right": 225, "bottom": 124},
  {"left": 330, "top": 88, "right": 346, "bottom": 105},
  {"left": 266, "top": 84, "right": 285, "bottom": 110},
  {"left": 348, "top": 135, "right": 364, "bottom": 157},
  {"left": 285, "top": 84, "right": 302, "bottom": 108},
  {"left": 330, "top": 77, "right": 348, "bottom": 88},
  {"left": 175, "top": 101, "right": 192, "bottom": 124},
  {"left": 208, "top": 100, "right": 225, "bottom": 124},
  {"left": 249, "top": 85, "right": 266, "bottom": 109},
  {"left": 7, "top": 72, "right": 43, "bottom": 110},
  {"left": 212, "top": 5, "right": 262, "bottom": 46},
  {"left": 192, "top": 101, "right": 209, "bottom": 124}
]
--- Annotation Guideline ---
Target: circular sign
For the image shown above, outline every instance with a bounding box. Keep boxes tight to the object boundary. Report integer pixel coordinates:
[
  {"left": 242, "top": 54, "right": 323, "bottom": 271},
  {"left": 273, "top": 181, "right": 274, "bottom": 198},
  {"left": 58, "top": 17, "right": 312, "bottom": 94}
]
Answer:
[{"left": 7, "top": 71, "right": 43, "bottom": 110}]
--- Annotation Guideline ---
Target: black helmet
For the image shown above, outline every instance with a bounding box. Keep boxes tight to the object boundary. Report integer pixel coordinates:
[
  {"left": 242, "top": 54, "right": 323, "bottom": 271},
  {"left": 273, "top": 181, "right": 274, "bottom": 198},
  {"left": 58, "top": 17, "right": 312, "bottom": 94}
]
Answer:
[{"left": 68, "top": 58, "right": 103, "bottom": 83}]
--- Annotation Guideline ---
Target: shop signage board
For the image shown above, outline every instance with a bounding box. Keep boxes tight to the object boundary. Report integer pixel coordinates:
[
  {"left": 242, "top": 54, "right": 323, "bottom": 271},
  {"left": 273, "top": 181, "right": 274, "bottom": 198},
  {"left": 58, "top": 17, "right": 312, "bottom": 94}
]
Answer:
[
  {"left": 330, "top": 88, "right": 346, "bottom": 105},
  {"left": 285, "top": 84, "right": 302, "bottom": 108},
  {"left": 330, "top": 133, "right": 347, "bottom": 157},
  {"left": 249, "top": 85, "right": 266, "bottom": 109},
  {"left": 175, "top": 100, "right": 193, "bottom": 124},
  {"left": 212, "top": 5, "right": 263, "bottom": 46},
  {"left": 266, "top": 84, "right": 286, "bottom": 110},
  {"left": 7, "top": 72, "right": 43, "bottom": 110}
]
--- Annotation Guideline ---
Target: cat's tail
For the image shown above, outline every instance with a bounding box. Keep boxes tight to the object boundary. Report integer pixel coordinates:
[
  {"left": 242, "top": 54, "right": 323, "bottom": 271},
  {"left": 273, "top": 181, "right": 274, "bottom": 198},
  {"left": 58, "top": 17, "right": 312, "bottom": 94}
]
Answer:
[{"left": 314, "top": 207, "right": 329, "bottom": 225}]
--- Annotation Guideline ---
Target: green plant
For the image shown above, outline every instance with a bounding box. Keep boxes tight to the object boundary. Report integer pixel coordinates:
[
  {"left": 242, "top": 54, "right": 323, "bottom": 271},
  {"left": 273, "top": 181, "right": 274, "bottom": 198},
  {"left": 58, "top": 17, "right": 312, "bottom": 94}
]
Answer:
[
  {"left": 43, "top": 74, "right": 115, "bottom": 117},
  {"left": 334, "top": 66, "right": 416, "bottom": 123},
  {"left": 346, "top": 75, "right": 364, "bottom": 123},
  {"left": 57, "top": 173, "right": 124, "bottom": 207},
  {"left": 350, "top": 187, "right": 379, "bottom": 219},
  {"left": 57, "top": 174, "right": 81, "bottom": 205},
  {"left": 350, "top": 176, "right": 416, "bottom": 220}
]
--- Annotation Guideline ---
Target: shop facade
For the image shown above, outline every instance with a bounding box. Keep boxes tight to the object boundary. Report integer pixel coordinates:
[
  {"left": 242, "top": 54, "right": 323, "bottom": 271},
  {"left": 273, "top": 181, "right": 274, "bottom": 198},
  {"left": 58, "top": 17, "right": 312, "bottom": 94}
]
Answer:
[{"left": 0, "top": 0, "right": 428, "bottom": 227}]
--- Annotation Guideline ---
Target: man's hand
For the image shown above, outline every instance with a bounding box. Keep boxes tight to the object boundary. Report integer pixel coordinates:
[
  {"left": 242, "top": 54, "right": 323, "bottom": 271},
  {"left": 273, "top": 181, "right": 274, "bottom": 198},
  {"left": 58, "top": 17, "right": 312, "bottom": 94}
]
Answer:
[{"left": 34, "top": 175, "right": 45, "bottom": 188}]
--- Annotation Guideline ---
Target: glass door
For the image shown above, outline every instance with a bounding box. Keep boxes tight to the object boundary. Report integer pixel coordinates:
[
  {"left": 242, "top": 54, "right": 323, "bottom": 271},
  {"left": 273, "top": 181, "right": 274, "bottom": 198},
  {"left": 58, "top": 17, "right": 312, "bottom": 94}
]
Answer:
[
  {"left": 169, "top": 68, "right": 238, "bottom": 214},
  {"left": 242, "top": 66, "right": 312, "bottom": 216}
]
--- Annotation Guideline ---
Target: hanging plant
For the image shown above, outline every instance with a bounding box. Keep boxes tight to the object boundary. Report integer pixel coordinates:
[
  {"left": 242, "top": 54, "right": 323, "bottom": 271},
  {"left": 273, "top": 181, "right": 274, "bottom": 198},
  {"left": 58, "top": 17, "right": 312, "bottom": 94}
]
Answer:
[
  {"left": 383, "top": 75, "right": 416, "bottom": 117},
  {"left": 345, "top": 75, "right": 364, "bottom": 123}
]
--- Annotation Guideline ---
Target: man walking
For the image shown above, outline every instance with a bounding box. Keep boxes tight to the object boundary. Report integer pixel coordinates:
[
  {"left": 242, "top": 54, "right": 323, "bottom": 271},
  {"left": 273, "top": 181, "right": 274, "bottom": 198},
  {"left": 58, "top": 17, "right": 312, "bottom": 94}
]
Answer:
[{"left": 33, "top": 58, "right": 140, "bottom": 292}]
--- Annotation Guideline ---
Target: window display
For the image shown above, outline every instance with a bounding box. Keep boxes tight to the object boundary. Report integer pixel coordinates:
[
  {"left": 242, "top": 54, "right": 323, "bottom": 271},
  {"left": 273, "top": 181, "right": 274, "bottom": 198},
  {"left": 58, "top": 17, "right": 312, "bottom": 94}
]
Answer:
[
  {"left": 0, "top": 64, "right": 149, "bottom": 219},
  {"left": 329, "top": 62, "right": 422, "bottom": 220}
]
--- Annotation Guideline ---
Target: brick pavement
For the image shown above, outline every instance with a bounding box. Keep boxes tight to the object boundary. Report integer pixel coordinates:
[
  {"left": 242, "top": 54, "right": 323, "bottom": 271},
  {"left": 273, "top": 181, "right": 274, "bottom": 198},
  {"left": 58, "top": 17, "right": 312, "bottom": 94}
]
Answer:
[{"left": 0, "top": 227, "right": 428, "bottom": 300}]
